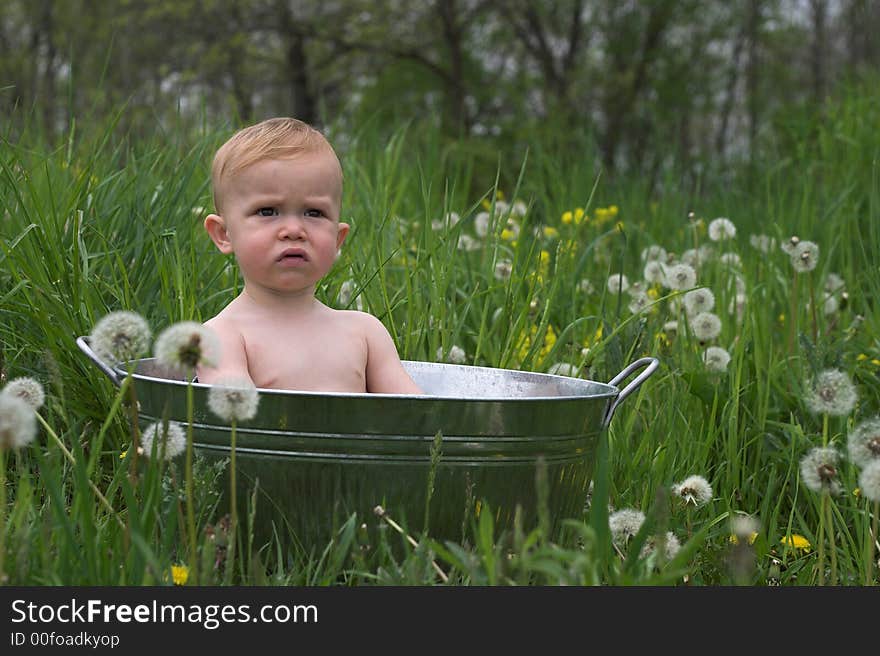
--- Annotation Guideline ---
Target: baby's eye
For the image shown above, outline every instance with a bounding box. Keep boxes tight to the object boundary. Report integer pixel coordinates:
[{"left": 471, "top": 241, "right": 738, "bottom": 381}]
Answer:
[
  {"left": 256, "top": 207, "right": 278, "bottom": 217},
  {"left": 304, "top": 208, "right": 324, "bottom": 218}
]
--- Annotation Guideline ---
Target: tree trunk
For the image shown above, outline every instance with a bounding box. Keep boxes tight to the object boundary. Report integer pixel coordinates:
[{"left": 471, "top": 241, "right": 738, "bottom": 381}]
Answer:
[
  {"left": 437, "top": 0, "right": 469, "bottom": 134},
  {"left": 809, "top": 0, "right": 828, "bottom": 106}
]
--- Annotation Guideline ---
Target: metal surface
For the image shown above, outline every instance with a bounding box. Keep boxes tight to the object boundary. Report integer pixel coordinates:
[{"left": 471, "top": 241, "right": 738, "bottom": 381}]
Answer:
[{"left": 77, "top": 336, "right": 658, "bottom": 550}]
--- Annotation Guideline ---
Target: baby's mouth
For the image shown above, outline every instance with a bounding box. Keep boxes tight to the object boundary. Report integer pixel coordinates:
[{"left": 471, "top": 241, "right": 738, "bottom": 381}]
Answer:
[{"left": 278, "top": 248, "right": 308, "bottom": 262}]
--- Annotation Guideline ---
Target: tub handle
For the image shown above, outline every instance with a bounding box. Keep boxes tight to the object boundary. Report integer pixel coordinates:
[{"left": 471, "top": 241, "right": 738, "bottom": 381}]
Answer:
[
  {"left": 603, "top": 357, "right": 659, "bottom": 428},
  {"left": 76, "top": 336, "right": 123, "bottom": 388}
]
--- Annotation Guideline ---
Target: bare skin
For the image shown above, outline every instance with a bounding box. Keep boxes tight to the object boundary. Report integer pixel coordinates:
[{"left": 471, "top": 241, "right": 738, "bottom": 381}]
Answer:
[{"left": 199, "top": 290, "right": 422, "bottom": 394}]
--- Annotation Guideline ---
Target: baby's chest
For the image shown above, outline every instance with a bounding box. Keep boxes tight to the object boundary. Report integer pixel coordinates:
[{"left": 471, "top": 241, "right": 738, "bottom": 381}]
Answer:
[{"left": 243, "top": 324, "right": 368, "bottom": 390}]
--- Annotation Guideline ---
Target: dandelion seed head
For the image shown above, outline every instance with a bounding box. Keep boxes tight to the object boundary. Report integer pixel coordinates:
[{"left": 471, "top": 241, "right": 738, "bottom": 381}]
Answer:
[
  {"left": 643, "top": 260, "right": 665, "bottom": 284},
  {"left": 858, "top": 460, "right": 880, "bottom": 502},
  {"left": 474, "top": 211, "right": 491, "bottom": 237},
  {"left": 547, "top": 362, "right": 578, "bottom": 377},
  {"left": 431, "top": 211, "right": 460, "bottom": 231},
  {"left": 640, "top": 531, "right": 681, "bottom": 561},
  {"left": 628, "top": 293, "right": 651, "bottom": 315},
  {"left": 847, "top": 417, "right": 880, "bottom": 468},
  {"left": 799, "top": 446, "right": 841, "bottom": 495},
  {"left": 781, "top": 235, "right": 801, "bottom": 255},
  {"left": 672, "top": 475, "right": 713, "bottom": 506},
  {"left": 90, "top": 310, "right": 151, "bottom": 363},
  {"left": 154, "top": 322, "right": 221, "bottom": 373},
  {"left": 790, "top": 240, "right": 819, "bottom": 273},
  {"left": 578, "top": 278, "right": 594, "bottom": 294},
  {"left": 690, "top": 311, "right": 722, "bottom": 341},
  {"left": 683, "top": 287, "right": 715, "bottom": 316},
  {"left": 140, "top": 420, "right": 186, "bottom": 460},
  {"left": 438, "top": 345, "right": 466, "bottom": 364},
  {"left": 702, "top": 346, "right": 731, "bottom": 372},
  {"left": 2, "top": 377, "right": 46, "bottom": 410},
  {"left": 708, "top": 217, "right": 737, "bottom": 241},
  {"left": 207, "top": 378, "right": 260, "bottom": 422},
  {"left": 607, "top": 273, "right": 629, "bottom": 294},
  {"left": 804, "top": 369, "right": 858, "bottom": 416},
  {"left": 730, "top": 514, "right": 761, "bottom": 542},
  {"left": 823, "top": 293, "right": 839, "bottom": 316},
  {"left": 663, "top": 263, "right": 697, "bottom": 291},
  {"left": 641, "top": 245, "right": 667, "bottom": 263},
  {"left": 719, "top": 252, "right": 742, "bottom": 268},
  {"left": 0, "top": 394, "right": 37, "bottom": 450},
  {"left": 609, "top": 508, "right": 645, "bottom": 547},
  {"left": 494, "top": 259, "right": 513, "bottom": 280},
  {"left": 457, "top": 234, "right": 481, "bottom": 251},
  {"left": 749, "top": 234, "right": 777, "bottom": 253}
]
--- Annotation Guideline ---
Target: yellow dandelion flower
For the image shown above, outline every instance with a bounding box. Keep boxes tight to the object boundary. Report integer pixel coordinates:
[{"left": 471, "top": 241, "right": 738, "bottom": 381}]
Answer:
[
  {"left": 119, "top": 450, "right": 127, "bottom": 460},
  {"left": 574, "top": 207, "right": 586, "bottom": 224},
  {"left": 780, "top": 534, "right": 811, "bottom": 552},
  {"left": 501, "top": 229, "right": 516, "bottom": 241},
  {"left": 561, "top": 210, "right": 573, "bottom": 224},
  {"left": 656, "top": 331, "right": 670, "bottom": 347},
  {"left": 646, "top": 287, "right": 659, "bottom": 299},
  {"left": 481, "top": 198, "right": 492, "bottom": 210},
  {"left": 778, "top": 313, "right": 785, "bottom": 324},
  {"left": 495, "top": 190, "right": 505, "bottom": 200},
  {"left": 854, "top": 487, "right": 861, "bottom": 498},
  {"left": 542, "top": 226, "right": 559, "bottom": 239},
  {"left": 608, "top": 205, "right": 619, "bottom": 216},
  {"left": 595, "top": 207, "right": 608, "bottom": 223},
  {"left": 872, "top": 359, "right": 880, "bottom": 367},
  {"left": 171, "top": 564, "right": 189, "bottom": 586},
  {"left": 856, "top": 353, "right": 868, "bottom": 361},
  {"left": 539, "top": 250, "right": 551, "bottom": 265}
]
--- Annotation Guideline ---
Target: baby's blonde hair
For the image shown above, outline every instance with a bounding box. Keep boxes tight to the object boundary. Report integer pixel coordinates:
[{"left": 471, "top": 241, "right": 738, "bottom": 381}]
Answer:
[{"left": 211, "top": 117, "right": 341, "bottom": 213}]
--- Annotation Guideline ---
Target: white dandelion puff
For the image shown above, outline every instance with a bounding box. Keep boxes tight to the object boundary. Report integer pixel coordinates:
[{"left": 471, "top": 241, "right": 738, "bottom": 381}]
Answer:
[
  {"left": 690, "top": 311, "right": 722, "bottom": 342},
  {"left": 437, "top": 345, "right": 466, "bottom": 364},
  {"left": 609, "top": 508, "right": 645, "bottom": 548},
  {"left": 731, "top": 515, "right": 761, "bottom": 543},
  {"left": 799, "top": 447, "right": 841, "bottom": 495},
  {"left": 578, "top": 278, "right": 595, "bottom": 294},
  {"left": 858, "top": 461, "right": 880, "bottom": 502},
  {"left": 0, "top": 394, "right": 37, "bottom": 450},
  {"left": 640, "top": 531, "right": 682, "bottom": 561},
  {"left": 683, "top": 287, "right": 715, "bottom": 316},
  {"left": 823, "top": 293, "right": 839, "bottom": 316},
  {"left": 154, "top": 321, "right": 221, "bottom": 373},
  {"left": 474, "top": 211, "right": 491, "bottom": 238},
  {"left": 641, "top": 245, "right": 667, "bottom": 262},
  {"left": 494, "top": 259, "right": 513, "bottom": 280},
  {"left": 824, "top": 273, "right": 845, "bottom": 294},
  {"left": 546, "top": 362, "right": 579, "bottom": 377},
  {"left": 643, "top": 260, "right": 666, "bottom": 284},
  {"left": 457, "top": 234, "right": 481, "bottom": 251},
  {"left": 628, "top": 293, "right": 651, "bottom": 315},
  {"left": 790, "top": 240, "right": 819, "bottom": 273},
  {"left": 702, "top": 346, "right": 732, "bottom": 373},
  {"left": 207, "top": 378, "right": 260, "bottom": 422},
  {"left": 719, "top": 252, "right": 742, "bottom": 269},
  {"left": 708, "top": 217, "right": 737, "bottom": 241},
  {"left": 431, "top": 211, "right": 460, "bottom": 231},
  {"left": 847, "top": 417, "right": 880, "bottom": 468},
  {"left": 672, "top": 475, "right": 713, "bottom": 507},
  {"left": 90, "top": 310, "right": 152, "bottom": 364},
  {"left": 140, "top": 421, "right": 186, "bottom": 460},
  {"left": 511, "top": 200, "right": 528, "bottom": 217},
  {"left": 749, "top": 234, "right": 777, "bottom": 253},
  {"left": 607, "top": 273, "right": 629, "bottom": 294},
  {"left": 2, "top": 377, "right": 46, "bottom": 410},
  {"left": 663, "top": 263, "right": 697, "bottom": 291},
  {"left": 804, "top": 369, "right": 858, "bottom": 417},
  {"left": 781, "top": 235, "right": 801, "bottom": 255}
]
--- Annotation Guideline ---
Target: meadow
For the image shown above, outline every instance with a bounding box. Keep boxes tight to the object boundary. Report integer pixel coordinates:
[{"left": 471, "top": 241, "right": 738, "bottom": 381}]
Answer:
[{"left": 1, "top": 83, "right": 879, "bottom": 586}]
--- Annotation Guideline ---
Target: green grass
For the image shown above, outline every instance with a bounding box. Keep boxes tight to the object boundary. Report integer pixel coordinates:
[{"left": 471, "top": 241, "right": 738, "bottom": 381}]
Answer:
[{"left": 1, "top": 81, "right": 879, "bottom": 586}]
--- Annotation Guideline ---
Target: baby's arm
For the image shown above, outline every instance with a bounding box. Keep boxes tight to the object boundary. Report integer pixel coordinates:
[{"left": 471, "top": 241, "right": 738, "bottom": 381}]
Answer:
[
  {"left": 361, "top": 314, "right": 423, "bottom": 395},
  {"left": 196, "top": 318, "right": 254, "bottom": 386}
]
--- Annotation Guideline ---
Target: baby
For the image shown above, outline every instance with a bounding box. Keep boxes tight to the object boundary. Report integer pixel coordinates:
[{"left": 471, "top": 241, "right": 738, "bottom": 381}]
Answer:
[{"left": 197, "top": 117, "right": 422, "bottom": 395}]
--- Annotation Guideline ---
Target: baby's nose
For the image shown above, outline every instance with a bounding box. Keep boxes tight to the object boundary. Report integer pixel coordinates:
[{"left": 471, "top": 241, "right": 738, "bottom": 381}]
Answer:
[{"left": 278, "top": 214, "right": 307, "bottom": 238}]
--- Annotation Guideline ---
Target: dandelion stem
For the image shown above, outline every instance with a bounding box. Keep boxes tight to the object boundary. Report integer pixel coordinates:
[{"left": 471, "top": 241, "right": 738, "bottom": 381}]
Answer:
[
  {"left": 184, "top": 380, "right": 198, "bottom": 584},
  {"left": 817, "top": 492, "right": 827, "bottom": 585},
  {"left": 225, "top": 419, "right": 238, "bottom": 586},
  {"left": 869, "top": 500, "right": 878, "bottom": 586},
  {"left": 373, "top": 505, "right": 448, "bottom": 583},
  {"left": 826, "top": 492, "right": 838, "bottom": 585},
  {"left": 808, "top": 270, "right": 819, "bottom": 344},
  {"left": 788, "top": 272, "right": 799, "bottom": 357}
]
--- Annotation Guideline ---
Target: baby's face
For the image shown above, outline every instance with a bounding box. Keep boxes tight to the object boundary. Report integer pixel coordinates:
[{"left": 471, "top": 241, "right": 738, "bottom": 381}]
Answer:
[{"left": 215, "top": 151, "right": 348, "bottom": 297}]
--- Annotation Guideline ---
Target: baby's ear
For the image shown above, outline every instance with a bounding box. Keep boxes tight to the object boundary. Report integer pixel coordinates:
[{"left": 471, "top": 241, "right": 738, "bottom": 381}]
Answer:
[
  {"left": 336, "top": 221, "right": 350, "bottom": 252},
  {"left": 204, "top": 214, "right": 233, "bottom": 254}
]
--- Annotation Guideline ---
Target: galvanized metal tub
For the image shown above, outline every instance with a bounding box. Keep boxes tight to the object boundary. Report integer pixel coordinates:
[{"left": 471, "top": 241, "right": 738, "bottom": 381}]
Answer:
[{"left": 77, "top": 336, "right": 658, "bottom": 550}]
